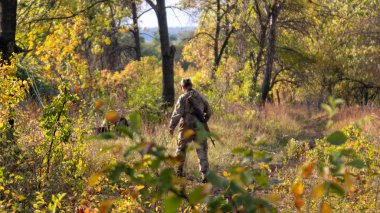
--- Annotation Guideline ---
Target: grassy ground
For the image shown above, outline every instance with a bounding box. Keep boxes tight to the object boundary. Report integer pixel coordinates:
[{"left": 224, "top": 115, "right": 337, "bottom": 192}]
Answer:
[
  {"left": 86, "top": 104, "right": 379, "bottom": 187},
  {"left": 14, "top": 103, "right": 379, "bottom": 211}
]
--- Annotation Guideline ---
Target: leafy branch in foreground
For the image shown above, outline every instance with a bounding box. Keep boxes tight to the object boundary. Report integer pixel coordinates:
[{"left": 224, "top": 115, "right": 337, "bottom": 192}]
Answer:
[{"left": 290, "top": 97, "right": 378, "bottom": 212}]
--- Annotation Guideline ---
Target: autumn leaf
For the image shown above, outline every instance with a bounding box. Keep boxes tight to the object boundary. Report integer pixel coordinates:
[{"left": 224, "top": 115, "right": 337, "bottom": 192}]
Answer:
[
  {"left": 88, "top": 173, "right": 102, "bottom": 187},
  {"left": 99, "top": 199, "right": 114, "bottom": 213},
  {"left": 183, "top": 129, "right": 195, "bottom": 139},
  {"left": 310, "top": 183, "right": 325, "bottom": 200},
  {"left": 94, "top": 100, "right": 104, "bottom": 111},
  {"left": 302, "top": 162, "right": 315, "bottom": 178},
  {"left": 295, "top": 196, "right": 304, "bottom": 210},
  {"left": 291, "top": 181, "right": 304, "bottom": 197},
  {"left": 321, "top": 201, "right": 332, "bottom": 213},
  {"left": 344, "top": 172, "right": 355, "bottom": 192},
  {"left": 105, "top": 111, "right": 120, "bottom": 124}
]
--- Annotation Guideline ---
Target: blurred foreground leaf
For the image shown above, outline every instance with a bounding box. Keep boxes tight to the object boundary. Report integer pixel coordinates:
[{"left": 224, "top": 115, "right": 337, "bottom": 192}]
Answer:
[{"left": 326, "top": 131, "right": 347, "bottom": 145}]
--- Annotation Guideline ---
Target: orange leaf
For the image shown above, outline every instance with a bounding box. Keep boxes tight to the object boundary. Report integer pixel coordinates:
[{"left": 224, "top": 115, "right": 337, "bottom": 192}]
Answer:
[
  {"left": 302, "top": 162, "right": 315, "bottom": 178},
  {"left": 321, "top": 201, "right": 332, "bottom": 213},
  {"left": 99, "top": 199, "right": 114, "bottom": 213},
  {"left": 105, "top": 111, "right": 120, "bottom": 124},
  {"left": 295, "top": 196, "right": 304, "bottom": 210},
  {"left": 291, "top": 181, "right": 304, "bottom": 197},
  {"left": 94, "top": 100, "right": 104, "bottom": 111},
  {"left": 183, "top": 129, "right": 195, "bottom": 139}
]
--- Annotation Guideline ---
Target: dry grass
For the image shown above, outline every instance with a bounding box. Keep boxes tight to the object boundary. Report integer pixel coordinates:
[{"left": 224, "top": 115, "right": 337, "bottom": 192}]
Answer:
[
  {"left": 84, "top": 104, "right": 380, "bottom": 178},
  {"left": 332, "top": 106, "right": 380, "bottom": 137},
  {"left": 11, "top": 102, "right": 380, "bottom": 211}
]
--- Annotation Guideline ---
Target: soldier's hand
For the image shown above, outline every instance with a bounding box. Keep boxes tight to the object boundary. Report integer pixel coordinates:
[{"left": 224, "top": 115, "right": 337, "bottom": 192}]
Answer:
[{"left": 169, "top": 129, "right": 174, "bottom": 135}]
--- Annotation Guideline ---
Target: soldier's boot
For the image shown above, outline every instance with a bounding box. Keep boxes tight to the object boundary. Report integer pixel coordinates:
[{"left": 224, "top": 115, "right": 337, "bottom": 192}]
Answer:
[{"left": 196, "top": 139, "right": 209, "bottom": 183}]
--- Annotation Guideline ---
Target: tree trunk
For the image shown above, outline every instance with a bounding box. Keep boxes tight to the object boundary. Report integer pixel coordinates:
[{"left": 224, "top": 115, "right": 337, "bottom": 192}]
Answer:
[
  {"left": 212, "top": 0, "right": 221, "bottom": 79},
  {"left": 0, "top": 0, "right": 17, "bottom": 62},
  {"left": 0, "top": 0, "right": 17, "bottom": 142},
  {"left": 149, "top": 0, "right": 176, "bottom": 107},
  {"left": 251, "top": 24, "right": 267, "bottom": 99},
  {"left": 261, "top": 3, "right": 281, "bottom": 105},
  {"left": 131, "top": 0, "right": 141, "bottom": 61},
  {"left": 251, "top": 0, "right": 268, "bottom": 98},
  {"left": 102, "top": 2, "right": 119, "bottom": 71}
]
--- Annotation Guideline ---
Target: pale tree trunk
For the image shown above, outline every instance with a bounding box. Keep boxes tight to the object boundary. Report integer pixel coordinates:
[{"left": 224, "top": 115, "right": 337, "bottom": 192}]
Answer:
[{"left": 146, "top": 0, "right": 176, "bottom": 107}]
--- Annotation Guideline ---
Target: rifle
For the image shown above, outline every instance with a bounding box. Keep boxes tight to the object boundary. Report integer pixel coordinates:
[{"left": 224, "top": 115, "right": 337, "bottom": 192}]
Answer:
[{"left": 187, "top": 95, "right": 216, "bottom": 147}]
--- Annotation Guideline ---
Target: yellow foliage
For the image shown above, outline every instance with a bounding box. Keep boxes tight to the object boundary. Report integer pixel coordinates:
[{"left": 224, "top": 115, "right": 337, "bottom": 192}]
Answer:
[
  {"left": 291, "top": 181, "right": 304, "bottom": 197},
  {"left": 88, "top": 173, "right": 103, "bottom": 187},
  {"left": 310, "top": 184, "right": 325, "bottom": 200}
]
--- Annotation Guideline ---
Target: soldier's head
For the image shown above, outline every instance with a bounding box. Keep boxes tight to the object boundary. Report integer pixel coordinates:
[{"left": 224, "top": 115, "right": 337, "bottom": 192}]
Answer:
[{"left": 180, "top": 78, "right": 193, "bottom": 91}]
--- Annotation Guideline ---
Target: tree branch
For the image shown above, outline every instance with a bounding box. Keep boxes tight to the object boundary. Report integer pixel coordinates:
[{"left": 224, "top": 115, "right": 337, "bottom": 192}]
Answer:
[
  {"left": 27, "top": 0, "right": 108, "bottom": 23},
  {"left": 215, "top": 27, "right": 235, "bottom": 66},
  {"left": 145, "top": 0, "right": 157, "bottom": 11}
]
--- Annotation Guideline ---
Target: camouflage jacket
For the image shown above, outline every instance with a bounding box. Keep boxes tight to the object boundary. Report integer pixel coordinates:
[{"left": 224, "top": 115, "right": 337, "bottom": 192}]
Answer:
[{"left": 169, "top": 89, "right": 212, "bottom": 131}]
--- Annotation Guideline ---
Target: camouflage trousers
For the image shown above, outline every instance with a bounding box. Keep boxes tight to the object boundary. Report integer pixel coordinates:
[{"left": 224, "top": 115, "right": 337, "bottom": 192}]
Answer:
[{"left": 176, "top": 129, "right": 209, "bottom": 176}]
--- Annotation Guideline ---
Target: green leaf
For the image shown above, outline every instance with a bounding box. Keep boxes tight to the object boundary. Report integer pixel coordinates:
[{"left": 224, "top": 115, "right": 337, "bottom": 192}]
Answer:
[
  {"left": 95, "top": 132, "right": 117, "bottom": 140},
  {"left": 232, "top": 147, "right": 246, "bottom": 154},
  {"left": 129, "top": 112, "right": 142, "bottom": 132},
  {"left": 164, "top": 194, "right": 182, "bottom": 213},
  {"left": 116, "top": 125, "right": 133, "bottom": 139},
  {"left": 253, "top": 172, "right": 269, "bottom": 187},
  {"left": 328, "top": 182, "right": 345, "bottom": 197},
  {"left": 326, "top": 131, "right": 347, "bottom": 145},
  {"left": 189, "top": 186, "right": 207, "bottom": 205},
  {"left": 253, "top": 150, "right": 273, "bottom": 163},
  {"left": 207, "top": 172, "right": 228, "bottom": 189},
  {"left": 348, "top": 159, "right": 366, "bottom": 169},
  {"left": 321, "top": 104, "right": 333, "bottom": 116}
]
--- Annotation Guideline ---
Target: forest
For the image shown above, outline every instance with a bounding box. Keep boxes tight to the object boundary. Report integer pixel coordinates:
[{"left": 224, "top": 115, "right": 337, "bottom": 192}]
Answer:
[{"left": 0, "top": 0, "right": 379, "bottom": 212}]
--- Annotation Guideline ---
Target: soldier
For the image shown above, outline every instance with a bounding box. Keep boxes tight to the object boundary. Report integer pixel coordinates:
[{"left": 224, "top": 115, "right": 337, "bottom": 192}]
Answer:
[{"left": 169, "top": 78, "right": 212, "bottom": 183}]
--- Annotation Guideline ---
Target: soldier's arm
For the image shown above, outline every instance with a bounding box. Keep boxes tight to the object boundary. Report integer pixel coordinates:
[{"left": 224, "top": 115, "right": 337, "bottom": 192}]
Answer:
[
  {"left": 202, "top": 95, "right": 212, "bottom": 122},
  {"left": 169, "top": 96, "right": 185, "bottom": 130}
]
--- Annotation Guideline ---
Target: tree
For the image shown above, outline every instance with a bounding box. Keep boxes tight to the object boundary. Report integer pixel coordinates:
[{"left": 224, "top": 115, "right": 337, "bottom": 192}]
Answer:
[
  {"left": 131, "top": 0, "right": 142, "bottom": 60},
  {"left": 184, "top": 0, "right": 238, "bottom": 79},
  {"left": 146, "top": 0, "right": 176, "bottom": 107},
  {"left": 261, "top": 0, "right": 283, "bottom": 104},
  {"left": 0, "top": 0, "right": 18, "bottom": 142},
  {"left": 0, "top": 0, "right": 17, "bottom": 62}
]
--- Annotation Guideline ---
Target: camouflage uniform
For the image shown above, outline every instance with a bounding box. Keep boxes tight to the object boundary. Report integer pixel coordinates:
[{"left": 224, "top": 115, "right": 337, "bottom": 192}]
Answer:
[{"left": 169, "top": 89, "right": 212, "bottom": 179}]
